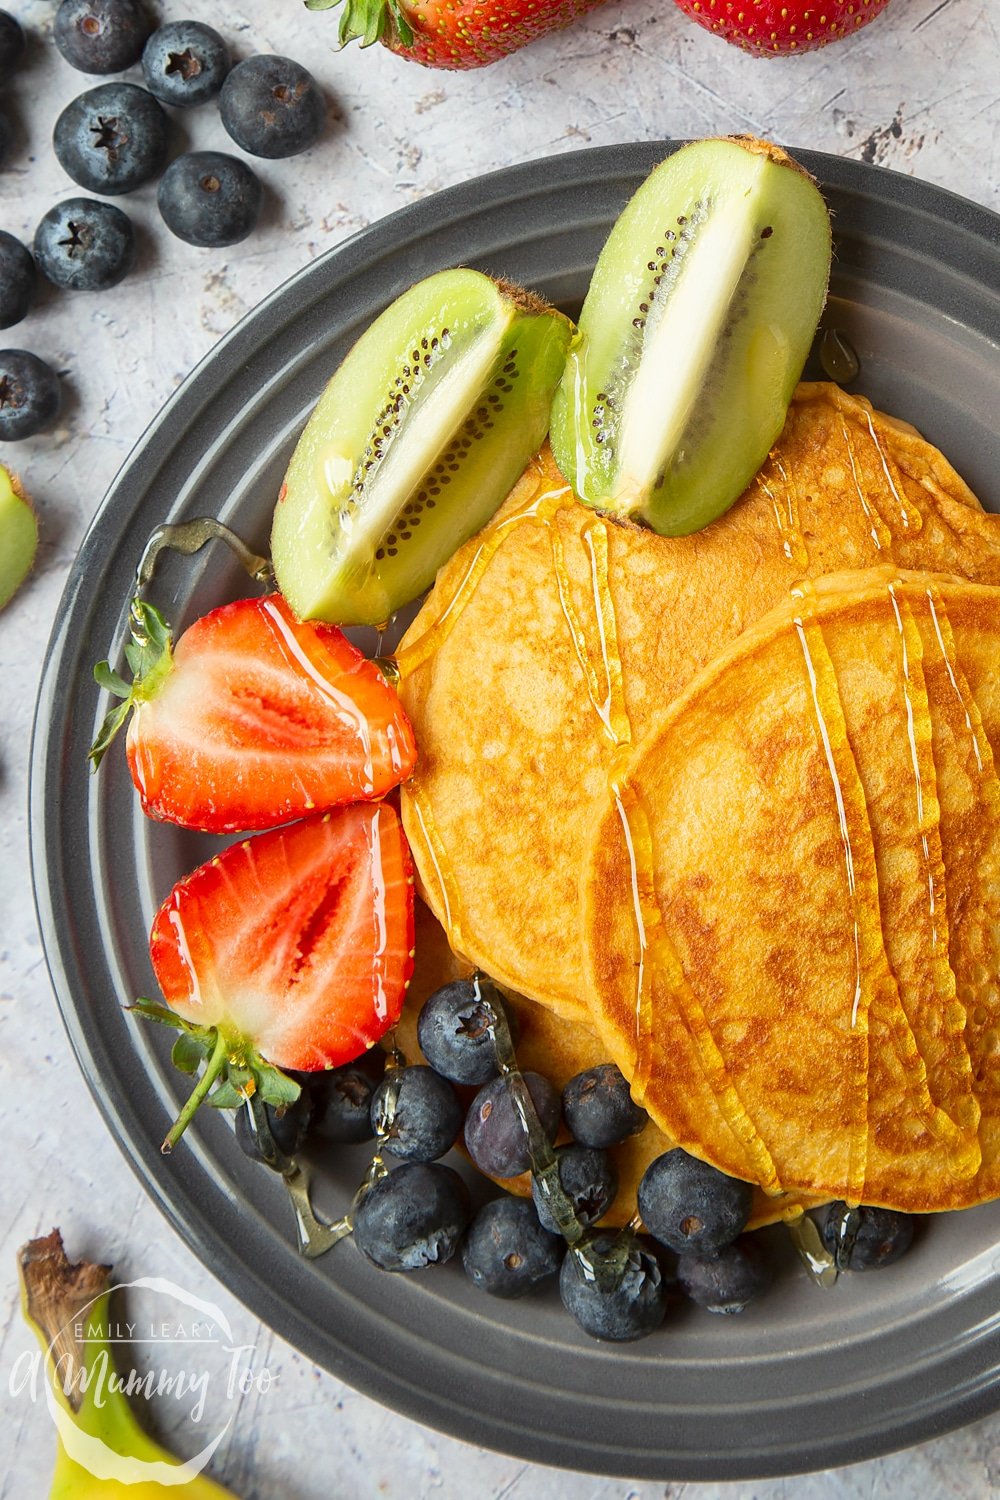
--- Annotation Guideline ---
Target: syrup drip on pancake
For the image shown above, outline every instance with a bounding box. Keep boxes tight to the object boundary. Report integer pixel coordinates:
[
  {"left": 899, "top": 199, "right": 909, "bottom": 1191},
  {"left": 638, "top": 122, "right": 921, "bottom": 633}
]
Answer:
[
  {"left": 790, "top": 591, "right": 871, "bottom": 1202},
  {"left": 547, "top": 510, "right": 783, "bottom": 1194},
  {"left": 923, "top": 588, "right": 1000, "bottom": 1106},
  {"left": 792, "top": 582, "right": 981, "bottom": 1198},
  {"left": 865, "top": 410, "right": 921, "bottom": 534},
  {"left": 395, "top": 465, "right": 572, "bottom": 677},
  {"left": 883, "top": 585, "right": 978, "bottom": 1146},
  {"left": 838, "top": 416, "right": 893, "bottom": 552},
  {"left": 757, "top": 465, "right": 809, "bottom": 571},
  {"left": 396, "top": 463, "right": 573, "bottom": 954},
  {"left": 887, "top": 584, "right": 948, "bottom": 957}
]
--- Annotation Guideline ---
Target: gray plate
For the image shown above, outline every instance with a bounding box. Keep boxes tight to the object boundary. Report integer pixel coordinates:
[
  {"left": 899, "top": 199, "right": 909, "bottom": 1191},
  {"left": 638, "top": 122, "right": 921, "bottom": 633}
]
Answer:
[{"left": 30, "top": 143, "right": 1000, "bottom": 1480}]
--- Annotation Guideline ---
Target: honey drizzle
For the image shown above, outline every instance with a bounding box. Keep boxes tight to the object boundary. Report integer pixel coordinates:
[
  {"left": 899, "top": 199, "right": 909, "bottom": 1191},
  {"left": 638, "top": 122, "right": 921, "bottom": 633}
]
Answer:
[
  {"left": 760, "top": 454, "right": 809, "bottom": 570},
  {"left": 549, "top": 513, "right": 781, "bottom": 1191},
  {"left": 864, "top": 409, "right": 921, "bottom": 533},
  {"left": 793, "top": 589, "right": 975, "bottom": 1196},
  {"left": 886, "top": 583, "right": 948, "bottom": 956},
  {"left": 886, "top": 582, "right": 977, "bottom": 1140},
  {"left": 394, "top": 475, "right": 572, "bottom": 679},
  {"left": 406, "top": 781, "right": 465, "bottom": 952},
  {"left": 792, "top": 599, "right": 872, "bottom": 1203},
  {"left": 549, "top": 522, "right": 618, "bottom": 745},
  {"left": 839, "top": 416, "right": 891, "bottom": 552},
  {"left": 582, "top": 522, "right": 633, "bottom": 748},
  {"left": 925, "top": 586, "right": 1000, "bottom": 1097}
]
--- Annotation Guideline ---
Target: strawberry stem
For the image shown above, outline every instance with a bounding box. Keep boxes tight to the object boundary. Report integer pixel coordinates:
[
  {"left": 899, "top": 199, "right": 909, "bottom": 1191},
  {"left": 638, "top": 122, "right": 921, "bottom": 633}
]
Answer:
[
  {"left": 306, "top": 0, "right": 415, "bottom": 49},
  {"left": 161, "top": 1029, "right": 230, "bottom": 1154}
]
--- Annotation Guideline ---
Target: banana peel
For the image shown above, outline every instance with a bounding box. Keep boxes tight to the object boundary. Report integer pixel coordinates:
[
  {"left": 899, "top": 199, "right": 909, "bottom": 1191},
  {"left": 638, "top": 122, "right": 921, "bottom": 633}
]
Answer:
[{"left": 19, "top": 1230, "right": 239, "bottom": 1500}]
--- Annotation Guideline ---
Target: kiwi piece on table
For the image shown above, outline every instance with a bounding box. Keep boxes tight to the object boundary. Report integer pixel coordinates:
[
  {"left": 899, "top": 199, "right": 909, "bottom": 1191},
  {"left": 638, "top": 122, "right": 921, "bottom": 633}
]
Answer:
[
  {"left": 0, "top": 464, "right": 37, "bottom": 610},
  {"left": 272, "top": 268, "right": 574, "bottom": 626},
  {"left": 550, "top": 136, "right": 832, "bottom": 537}
]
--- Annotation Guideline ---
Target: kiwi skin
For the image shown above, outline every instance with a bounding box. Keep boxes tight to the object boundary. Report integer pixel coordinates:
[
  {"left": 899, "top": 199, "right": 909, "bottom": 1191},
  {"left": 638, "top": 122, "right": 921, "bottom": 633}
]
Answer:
[
  {"left": 550, "top": 135, "right": 832, "bottom": 537},
  {"left": 0, "top": 464, "right": 37, "bottom": 610},
  {"left": 272, "top": 267, "right": 573, "bottom": 627}
]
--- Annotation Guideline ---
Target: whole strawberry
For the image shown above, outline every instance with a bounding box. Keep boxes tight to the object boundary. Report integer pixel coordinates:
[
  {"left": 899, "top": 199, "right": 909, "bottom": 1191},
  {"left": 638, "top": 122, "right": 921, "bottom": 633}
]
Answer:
[
  {"left": 672, "top": 0, "right": 891, "bottom": 56},
  {"left": 308, "top": 0, "right": 607, "bottom": 69}
]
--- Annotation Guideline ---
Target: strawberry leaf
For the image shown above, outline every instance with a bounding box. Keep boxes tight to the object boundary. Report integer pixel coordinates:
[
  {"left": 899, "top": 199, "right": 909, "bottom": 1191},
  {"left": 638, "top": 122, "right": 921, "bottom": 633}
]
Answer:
[
  {"left": 89, "top": 600, "right": 174, "bottom": 771},
  {"left": 258, "top": 1065, "right": 302, "bottom": 1108},
  {"left": 94, "top": 661, "right": 131, "bottom": 699},
  {"left": 316, "top": 0, "right": 413, "bottom": 49},
  {"left": 127, "top": 998, "right": 195, "bottom": 1031},
  {"left": 171, "top": 1032, "right": 210, "bottom": 1075},
  {"left": 207, "top": 1080, "right": 246, "bottom": 1110},
  {"left": 129, "top": 999, "right": 301, "bottom": 1146}
]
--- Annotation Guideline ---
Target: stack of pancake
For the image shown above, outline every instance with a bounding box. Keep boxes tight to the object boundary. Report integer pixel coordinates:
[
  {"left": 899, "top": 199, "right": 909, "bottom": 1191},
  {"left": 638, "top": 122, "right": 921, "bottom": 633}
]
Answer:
[{"left": 393, "top": 382, "right": 1000, "bottom": 1219}]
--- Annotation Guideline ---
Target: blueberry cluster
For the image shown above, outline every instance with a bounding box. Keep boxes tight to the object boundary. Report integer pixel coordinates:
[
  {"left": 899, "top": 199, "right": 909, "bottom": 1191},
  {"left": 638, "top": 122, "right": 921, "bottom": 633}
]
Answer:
[
  {"left": 234, "top": 979, "right": 919, "bottom": 1342},
  {"left": 0, "top": 3, "right": 325, "bottom": 440}
]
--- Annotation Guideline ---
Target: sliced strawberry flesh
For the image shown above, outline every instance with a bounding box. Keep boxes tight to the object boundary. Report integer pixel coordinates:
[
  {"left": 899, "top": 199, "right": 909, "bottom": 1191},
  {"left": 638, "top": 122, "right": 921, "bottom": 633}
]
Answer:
[
  {"left": 149, "top": 802, "right": 414, "bottom": 1071},
  {"left": 127, "top": 594, "right": 416, "bottom": 832}
]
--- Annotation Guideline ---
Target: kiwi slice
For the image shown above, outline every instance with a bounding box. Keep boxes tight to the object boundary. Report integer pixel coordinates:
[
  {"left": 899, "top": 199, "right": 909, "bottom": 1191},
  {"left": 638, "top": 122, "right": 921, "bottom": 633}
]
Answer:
[
  {"left": 0, "top": 465, "right": 37, "bottom": 610},
  {"left": 550, "top": 136, "right": 832, "bottom": 536},
  {"left": 272, "top": 268, "right": 573, "bottom": 625}
]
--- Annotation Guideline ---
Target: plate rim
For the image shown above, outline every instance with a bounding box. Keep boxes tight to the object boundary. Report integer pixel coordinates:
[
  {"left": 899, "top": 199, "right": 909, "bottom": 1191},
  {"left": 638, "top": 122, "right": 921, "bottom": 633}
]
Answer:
[{"left": 29, "top": 140, "right": 1000, "bottom": 1482}]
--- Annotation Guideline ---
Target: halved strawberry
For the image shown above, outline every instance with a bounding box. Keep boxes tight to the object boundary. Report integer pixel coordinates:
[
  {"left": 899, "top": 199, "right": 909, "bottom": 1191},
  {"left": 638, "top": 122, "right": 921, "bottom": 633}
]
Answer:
[
  {"left": 90, "top": 592, "right": 416, "bottom": 832},
  {"left": 136, "top": 802, "right": 415, "bottom": 1151}
]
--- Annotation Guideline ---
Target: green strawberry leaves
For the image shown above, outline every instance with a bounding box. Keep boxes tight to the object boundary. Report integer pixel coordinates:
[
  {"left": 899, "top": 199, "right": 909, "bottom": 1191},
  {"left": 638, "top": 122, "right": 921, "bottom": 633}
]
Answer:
[
  {"left": 89, "top": 600, "right": 174, "bottom": 770},
  {"left": 304, "top": 0, "right": 415, "bottom": 50},
  {"left": 128, "top": 998, "right": 302, "bottom": 1153}
]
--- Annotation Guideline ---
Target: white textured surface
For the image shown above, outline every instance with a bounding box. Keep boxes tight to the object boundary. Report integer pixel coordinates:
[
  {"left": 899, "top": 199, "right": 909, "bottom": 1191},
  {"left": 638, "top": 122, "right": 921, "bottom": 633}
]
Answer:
[{"left": 2, "top": 0, "right": 1000, "bottom": 1495}]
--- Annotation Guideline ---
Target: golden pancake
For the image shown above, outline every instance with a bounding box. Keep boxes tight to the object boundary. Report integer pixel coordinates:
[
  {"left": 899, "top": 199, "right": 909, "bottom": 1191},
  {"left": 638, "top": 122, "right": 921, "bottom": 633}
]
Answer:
[
  {"left": 397, "top": 384, "right": 1000, "bottom": 1023},
  {"left": 396, "top": 898, "right": 826, "bottom": 1229},
  {"left": 584, "top": 569, "right": 1000, "bottom": 1213}
]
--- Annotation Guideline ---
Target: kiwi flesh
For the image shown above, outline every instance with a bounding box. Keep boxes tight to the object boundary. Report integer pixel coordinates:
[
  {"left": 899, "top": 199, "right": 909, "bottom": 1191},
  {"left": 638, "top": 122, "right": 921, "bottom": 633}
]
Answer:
[
  {"left": 549, "top": 136, "right": 832, "bottom": 536},
  {"left": 0, "top": 465, "right": 37, "bottom": 610},
  {"left": 272, "top": 268, "right": 573, "bottom": 626}
]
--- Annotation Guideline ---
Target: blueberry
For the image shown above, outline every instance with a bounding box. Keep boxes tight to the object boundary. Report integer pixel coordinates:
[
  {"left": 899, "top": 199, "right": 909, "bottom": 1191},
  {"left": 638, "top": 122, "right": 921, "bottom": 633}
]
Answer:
[
  {"left": 462, "top": 1196, "right": 563, "bottom": 1299},
  {"left": 35, "top": 197, "right": 135, "bottom": 292},
  {"left": 142, "top": 22, "right": 230, "bottom": 109},
  {"left": 0, "top": 351, "right": 61, "bottom": 441},
  {"left": 0, "top": 10, "right": 25, "bottom": 80},
  {"left": 417, "top": 978, "right": 518, "bottom": 1086},
  {"left": 157, "top": 151, "right": 261, "bottom": 248},
  {"left": 0, "top": 235, "right": 35, "bottom": 330},
  {"left": 820, "top": 1202, "right": 915, "bottom": 1271},
  {"left": 311, "top": 1051, "right": 384, "bottom": 1143},
  {"left": 464, "top": 1071, "right": 560, "bottom": 1179},
  {"left": 677, "top": 1235, "right": 773, "bottom": 1314},
  {"left": 559, "top": 1235, "right": 666, "bottom": 1341},
  {"left": 371, "top": 1065, "right": 462, "bottom": 1163},
  {"left": 562, "top": 1063, "right": 648, "bottom": 1148},
  {"left": 531, "top": 1145, "right": 617, "bottom": 1234},
  {"left": 219, "top": 54, "right": 324, "bottom": 160},
  {"left": 234, "top": 1092, "right": 312, "bottom": 1164},
  {"left": 54, "top": 0, "right": 151, "bottom": 75},
  {"left": 353, "top": 1161, "right": 471, "bottom": 1272},
  {"left": 54, "top": 82, "right": 168, "bottom": 196},
  {"left": 638, "top": 1148, "right": 752, "bottom": 1255}
]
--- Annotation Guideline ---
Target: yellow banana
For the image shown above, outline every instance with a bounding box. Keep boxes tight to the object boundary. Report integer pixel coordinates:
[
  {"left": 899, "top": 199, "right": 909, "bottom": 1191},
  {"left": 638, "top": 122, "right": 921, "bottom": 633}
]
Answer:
[{"left": 19, "top": 1230, "right": 239, "bottom": 1500}]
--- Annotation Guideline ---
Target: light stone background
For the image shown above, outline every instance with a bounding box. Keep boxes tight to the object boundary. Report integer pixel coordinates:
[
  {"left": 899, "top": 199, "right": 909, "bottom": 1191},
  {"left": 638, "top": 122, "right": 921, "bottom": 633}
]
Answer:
[{"left": 1, "top": 0, "right": 998, "bottom": 1495}]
